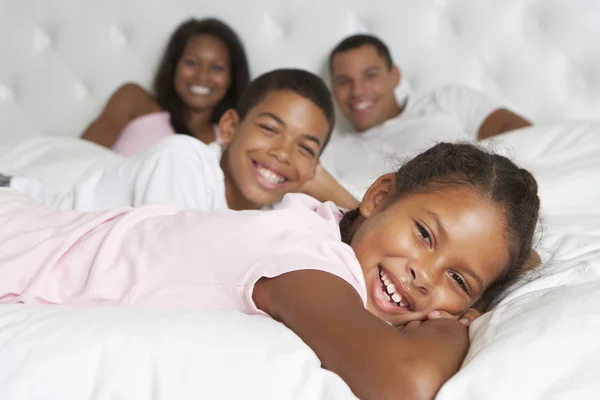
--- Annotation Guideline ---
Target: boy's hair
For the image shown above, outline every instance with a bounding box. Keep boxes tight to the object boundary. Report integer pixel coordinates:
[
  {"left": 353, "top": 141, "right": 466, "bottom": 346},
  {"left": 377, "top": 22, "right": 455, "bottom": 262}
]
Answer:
[
  {"left": 153, "top": 18, "right": 250, "bottom": 136},
  {"left": 340, "top": 142, "right": 540, "bottom": 310},
  {"left": 328, "top": 34, "right": 394, "bottom": 73},
  {"left": 236, "top": 69, "right": 335, "bottom": 153}
]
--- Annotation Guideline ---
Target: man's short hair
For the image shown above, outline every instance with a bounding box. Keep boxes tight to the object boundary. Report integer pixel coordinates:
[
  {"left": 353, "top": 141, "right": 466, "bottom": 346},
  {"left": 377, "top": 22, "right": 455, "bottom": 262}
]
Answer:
[{"left": 328, "top": 34, "right": 394, "bottom": 73}]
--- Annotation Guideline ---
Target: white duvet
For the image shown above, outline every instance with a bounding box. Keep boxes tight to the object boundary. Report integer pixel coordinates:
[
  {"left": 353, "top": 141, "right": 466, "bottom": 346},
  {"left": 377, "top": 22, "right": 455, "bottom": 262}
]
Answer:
[{"left": 0, "top": 123, "right": 599, "bottom": 399}]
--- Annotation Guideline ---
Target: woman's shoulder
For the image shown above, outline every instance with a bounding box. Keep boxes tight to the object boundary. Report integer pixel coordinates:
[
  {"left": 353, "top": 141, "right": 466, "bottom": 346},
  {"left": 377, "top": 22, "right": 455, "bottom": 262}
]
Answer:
[{"left": 108, "top": 83, "right": 162, "bottom": 117}]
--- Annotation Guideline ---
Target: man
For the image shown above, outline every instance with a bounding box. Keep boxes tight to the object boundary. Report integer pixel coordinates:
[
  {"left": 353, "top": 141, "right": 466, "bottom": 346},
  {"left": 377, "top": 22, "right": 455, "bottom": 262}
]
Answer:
[{"left": 318, "top": 34, "right": 531, "bottom": 200}]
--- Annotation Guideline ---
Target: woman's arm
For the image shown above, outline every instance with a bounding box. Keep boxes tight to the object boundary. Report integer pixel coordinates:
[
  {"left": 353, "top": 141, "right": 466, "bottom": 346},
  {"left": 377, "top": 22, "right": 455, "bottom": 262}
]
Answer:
[
  {"left": 300, "top": 164, "right": 359, "bottom": 209},
  {"left": 81, "top": 83, "right": 156, "bottom": 148},
  {"left": 253, "top": 270, "right": 470, "bottom": 400}
]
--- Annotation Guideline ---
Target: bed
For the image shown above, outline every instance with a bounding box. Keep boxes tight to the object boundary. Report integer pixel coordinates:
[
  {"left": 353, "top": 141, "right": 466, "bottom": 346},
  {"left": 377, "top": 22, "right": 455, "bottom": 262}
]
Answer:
[{"left": 1, "top": 0, "right": 600, "bottom": 399}]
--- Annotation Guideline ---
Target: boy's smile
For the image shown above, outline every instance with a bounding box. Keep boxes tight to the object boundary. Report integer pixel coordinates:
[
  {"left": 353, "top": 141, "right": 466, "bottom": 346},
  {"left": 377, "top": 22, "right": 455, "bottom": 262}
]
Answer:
[{"left": 220, "top": 90, "right": 330, "bottom": 210}]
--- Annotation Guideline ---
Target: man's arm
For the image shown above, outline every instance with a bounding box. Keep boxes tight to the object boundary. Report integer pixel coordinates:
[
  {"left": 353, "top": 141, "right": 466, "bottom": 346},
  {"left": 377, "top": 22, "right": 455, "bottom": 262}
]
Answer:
[
  {"left": 478, "top": 108, "right": 532, "bottom": 140},
  {"left": 254, "top": 270, "right": 470, "bottom": 400}
]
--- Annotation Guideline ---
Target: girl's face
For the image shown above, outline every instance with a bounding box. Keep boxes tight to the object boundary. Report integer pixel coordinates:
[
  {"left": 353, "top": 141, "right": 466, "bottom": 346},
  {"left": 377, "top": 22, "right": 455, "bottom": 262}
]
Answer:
[
  {"left": 352, "top": 175, "right": 511, "bottom": 326},
  {"left": 173, "top": 34, "right": 231, "bottom": 111}
]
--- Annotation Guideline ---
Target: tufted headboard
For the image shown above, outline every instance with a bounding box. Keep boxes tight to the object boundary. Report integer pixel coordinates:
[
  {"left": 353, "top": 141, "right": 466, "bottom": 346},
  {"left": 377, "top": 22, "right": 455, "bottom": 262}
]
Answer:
[{"left": 1, "top": 0, "right": 599, "bottom": 143}]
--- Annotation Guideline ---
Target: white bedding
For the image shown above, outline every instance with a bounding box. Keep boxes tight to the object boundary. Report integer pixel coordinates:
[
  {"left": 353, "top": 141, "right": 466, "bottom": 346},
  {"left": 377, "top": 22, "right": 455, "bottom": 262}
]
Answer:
[{"left": 0, "top": 122, "right": 599, "bottom": 399}]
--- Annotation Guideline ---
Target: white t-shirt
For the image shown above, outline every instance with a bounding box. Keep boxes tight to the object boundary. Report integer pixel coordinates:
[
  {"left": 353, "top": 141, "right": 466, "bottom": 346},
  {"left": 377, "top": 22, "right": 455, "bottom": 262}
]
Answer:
[
  {"left": 321, "top": 85, "right": 501, "bottom": 199},
  {"left": 11, "top": 136, "right": 228, "bottom": 212}
]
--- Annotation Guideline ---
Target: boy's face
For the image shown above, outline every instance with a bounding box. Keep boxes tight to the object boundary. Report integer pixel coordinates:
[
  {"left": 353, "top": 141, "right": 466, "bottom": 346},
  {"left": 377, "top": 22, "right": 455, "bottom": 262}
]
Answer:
[
  {"left": 220, "top": 90, "right": 330, "bottom": 209},
  {"left": 331, "top": 45, "right": 400, "bottom": 132}
]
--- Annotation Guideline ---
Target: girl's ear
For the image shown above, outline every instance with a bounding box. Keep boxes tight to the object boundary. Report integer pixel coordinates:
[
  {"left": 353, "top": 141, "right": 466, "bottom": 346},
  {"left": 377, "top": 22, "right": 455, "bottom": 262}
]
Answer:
[
  {"left": 218, "top": 109, "right": 240, "bottom": 147},
  {"left": 359, "top": 173, "right": 396, "bottom": 218}
]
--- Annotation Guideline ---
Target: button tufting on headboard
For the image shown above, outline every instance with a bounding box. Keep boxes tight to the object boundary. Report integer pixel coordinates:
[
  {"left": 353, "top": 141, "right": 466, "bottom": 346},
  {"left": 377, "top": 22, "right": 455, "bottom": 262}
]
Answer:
[{"left": 0, "top": 0, "right": 598, "bottom": 143}]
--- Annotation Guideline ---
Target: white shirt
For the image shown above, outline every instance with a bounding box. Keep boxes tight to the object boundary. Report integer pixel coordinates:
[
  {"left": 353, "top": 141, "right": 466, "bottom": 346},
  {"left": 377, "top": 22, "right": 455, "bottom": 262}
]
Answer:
[
  {"left": 11, "top": 136, "right": 228, "bottom": 212},
  {"left": 321, "top": 85, "right": 501, "bottom": 199}
]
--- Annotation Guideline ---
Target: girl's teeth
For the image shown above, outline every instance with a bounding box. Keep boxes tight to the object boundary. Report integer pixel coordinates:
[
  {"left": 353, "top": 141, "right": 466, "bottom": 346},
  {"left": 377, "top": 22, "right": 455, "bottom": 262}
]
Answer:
[{"left": 379, "top": 268, "right": 408, "bottom": 308}]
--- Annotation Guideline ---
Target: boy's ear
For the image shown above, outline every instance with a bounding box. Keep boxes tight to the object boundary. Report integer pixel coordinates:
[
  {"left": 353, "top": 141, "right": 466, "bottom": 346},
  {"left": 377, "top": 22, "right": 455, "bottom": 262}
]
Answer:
[
  {"left": 360, "top": 173, "right": 396, "bottom": 218},
  {"left": 391, "top": 65, "right": 401, "bottom": 89},
  {"left": 308, "top": 160, "right": 320, "bottom": 180},
  {"left": 218, "top": 109, "right": 240, "bottom": 146}
]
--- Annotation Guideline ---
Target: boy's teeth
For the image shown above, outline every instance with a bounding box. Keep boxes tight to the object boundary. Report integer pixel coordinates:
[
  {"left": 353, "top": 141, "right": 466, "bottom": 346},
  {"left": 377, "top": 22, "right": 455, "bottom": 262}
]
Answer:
[
  {"left": 383, "top": 293, "right": 391, "bottom": 302},
  {"left": 391, "top": 293, "right": 401, "bottom": 303},
  {"left": 257, "top": 165, "right": 285, "bottom": 184}
]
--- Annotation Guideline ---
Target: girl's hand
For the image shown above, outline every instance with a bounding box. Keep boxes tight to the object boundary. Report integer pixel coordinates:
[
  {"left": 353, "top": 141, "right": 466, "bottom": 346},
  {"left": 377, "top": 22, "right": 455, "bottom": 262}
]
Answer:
[{"left": 427, "top": 308, "right": 481, "bottom": 327}]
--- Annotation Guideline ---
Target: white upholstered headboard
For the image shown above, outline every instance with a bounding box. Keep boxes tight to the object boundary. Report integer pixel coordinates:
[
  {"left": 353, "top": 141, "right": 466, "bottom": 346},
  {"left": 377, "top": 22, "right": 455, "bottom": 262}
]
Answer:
[{"left": 1, "top": 0, "right": 599, "bottom": 143}]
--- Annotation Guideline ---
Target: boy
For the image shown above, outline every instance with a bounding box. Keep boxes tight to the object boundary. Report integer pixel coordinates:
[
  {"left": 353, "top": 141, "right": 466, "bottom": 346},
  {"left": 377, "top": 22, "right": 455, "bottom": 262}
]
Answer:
[{"left": 5, "top": 69, "right": 338, "bottom": 211}]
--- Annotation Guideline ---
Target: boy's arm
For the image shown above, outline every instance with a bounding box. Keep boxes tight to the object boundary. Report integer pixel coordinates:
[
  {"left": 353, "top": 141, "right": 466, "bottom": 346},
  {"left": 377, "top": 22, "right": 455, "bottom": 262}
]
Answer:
[
  {"left": 253, "top": 270, "right": 470, "bottom": 400},
  {"left": 300, "top": 164, "right": 359, "bottom": 209}
]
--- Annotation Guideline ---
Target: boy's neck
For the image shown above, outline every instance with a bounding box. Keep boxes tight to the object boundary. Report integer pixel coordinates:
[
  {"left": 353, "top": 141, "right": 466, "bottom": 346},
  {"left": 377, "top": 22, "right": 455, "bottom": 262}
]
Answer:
[{"left": 220, "top": 151, "right": 261, "bottom": 211}]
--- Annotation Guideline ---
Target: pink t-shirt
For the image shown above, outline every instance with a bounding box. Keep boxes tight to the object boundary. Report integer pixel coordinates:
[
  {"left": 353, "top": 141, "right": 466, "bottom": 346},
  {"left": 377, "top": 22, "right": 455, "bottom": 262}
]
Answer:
[
  {"left": 111, "top": 112, "right": 222, "bottom": 157},
  {"left": 111, "top": 112, "right": 176, "bottom": 156},
  {"left": 0, "top": 194, "right": 367, "bottom": 314}
]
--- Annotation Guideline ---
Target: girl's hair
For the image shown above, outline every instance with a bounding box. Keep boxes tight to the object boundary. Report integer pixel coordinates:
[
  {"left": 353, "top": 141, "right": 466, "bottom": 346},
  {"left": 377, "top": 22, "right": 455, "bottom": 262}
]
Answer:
[
  {"left": 340, "top": 142, "right": 540, "bottom": 310},
  {"left": 153, "top": 18, "right": 250, "bottom": 136}
]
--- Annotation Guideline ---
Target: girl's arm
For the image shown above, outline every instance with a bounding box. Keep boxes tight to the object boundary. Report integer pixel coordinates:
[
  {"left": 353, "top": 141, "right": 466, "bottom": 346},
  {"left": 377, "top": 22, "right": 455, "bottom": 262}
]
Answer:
[
  {"left": 253, "top": 270, "right": 470, "bottom": 400},
  {"left": 81, "top": 83, "right": 156, "bottom": 148}
]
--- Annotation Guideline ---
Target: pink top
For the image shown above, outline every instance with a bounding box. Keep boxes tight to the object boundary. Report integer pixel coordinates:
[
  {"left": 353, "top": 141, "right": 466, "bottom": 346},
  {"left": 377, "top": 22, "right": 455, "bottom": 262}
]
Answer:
[
  {"left": 112, "top": 112, "right": 176, "bottom": 156},
  {"left": 111, "top": 112, "right": 222, "bottom": 157},
  {"left": 0, "top": 194, "right": 367, "bottom": 313}
]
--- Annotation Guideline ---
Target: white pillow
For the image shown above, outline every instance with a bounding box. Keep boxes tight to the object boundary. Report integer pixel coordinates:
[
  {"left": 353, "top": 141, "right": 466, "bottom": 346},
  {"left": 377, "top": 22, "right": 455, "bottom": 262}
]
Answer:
[
  {"left": 0, "top": 137, "right": 122, "bottom": 190},
  {"left": 0, "top": 306, "right": 356, "bottom": 400}
]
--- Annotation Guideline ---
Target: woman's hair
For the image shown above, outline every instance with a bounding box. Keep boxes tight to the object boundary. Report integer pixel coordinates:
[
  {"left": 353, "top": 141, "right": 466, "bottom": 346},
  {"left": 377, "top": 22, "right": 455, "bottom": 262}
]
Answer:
[
  {"left": 237, "top": 68, "right": 335, "bottom": 153},
  {"left": 153, "top": 18, "right": 250, "bottom": 136},
  {"left": 339, "top": 142, "right": 540, "bottom": 310}
]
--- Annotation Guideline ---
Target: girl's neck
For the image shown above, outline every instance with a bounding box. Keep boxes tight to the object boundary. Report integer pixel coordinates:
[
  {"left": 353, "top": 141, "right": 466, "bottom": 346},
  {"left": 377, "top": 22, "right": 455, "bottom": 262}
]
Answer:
[
  {"left": 185, "top": 108, "right": 217, "bottom": 144},
  {"left": 220, "top": 151, "right": 261, "bottom": 211}
]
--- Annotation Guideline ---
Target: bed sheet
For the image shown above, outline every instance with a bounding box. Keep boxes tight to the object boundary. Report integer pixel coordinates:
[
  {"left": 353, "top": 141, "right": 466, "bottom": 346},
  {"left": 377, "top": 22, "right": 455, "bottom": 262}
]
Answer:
[{"left": 0, "top": 122, "right": 599, "bottom": 399}]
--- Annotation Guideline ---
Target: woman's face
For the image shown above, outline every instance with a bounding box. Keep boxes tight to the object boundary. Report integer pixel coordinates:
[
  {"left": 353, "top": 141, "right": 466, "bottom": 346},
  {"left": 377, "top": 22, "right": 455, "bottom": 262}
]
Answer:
[
  {"left": 173, "top": 34, "right": 231, "bottom": 111},
  {"left": 352, "top": 176, "right": 511, "bottom": 326}
]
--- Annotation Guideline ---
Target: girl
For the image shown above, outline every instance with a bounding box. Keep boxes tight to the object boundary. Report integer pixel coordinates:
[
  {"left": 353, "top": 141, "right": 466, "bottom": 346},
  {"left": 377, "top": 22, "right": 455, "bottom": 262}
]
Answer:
[
  {"left": 0, "top": 143, "right": 540, "bottom": 399},
  {"left": 81, "top": 18, "right": 250, "bottom": 155}
]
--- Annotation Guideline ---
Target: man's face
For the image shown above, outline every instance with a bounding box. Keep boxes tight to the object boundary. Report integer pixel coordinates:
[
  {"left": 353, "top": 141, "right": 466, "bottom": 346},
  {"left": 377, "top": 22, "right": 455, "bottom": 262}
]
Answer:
[{"left": 331, "top": 45, "right": 401, "bottom": 132}]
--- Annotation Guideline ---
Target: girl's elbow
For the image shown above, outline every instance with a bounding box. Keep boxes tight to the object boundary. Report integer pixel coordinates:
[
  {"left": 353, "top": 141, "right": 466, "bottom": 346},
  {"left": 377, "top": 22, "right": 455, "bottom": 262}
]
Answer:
[{"left": 374, "top": 361, "right": 448, "bottom": 400}]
